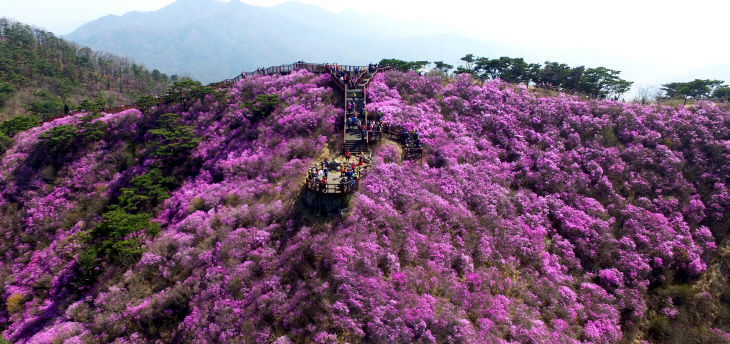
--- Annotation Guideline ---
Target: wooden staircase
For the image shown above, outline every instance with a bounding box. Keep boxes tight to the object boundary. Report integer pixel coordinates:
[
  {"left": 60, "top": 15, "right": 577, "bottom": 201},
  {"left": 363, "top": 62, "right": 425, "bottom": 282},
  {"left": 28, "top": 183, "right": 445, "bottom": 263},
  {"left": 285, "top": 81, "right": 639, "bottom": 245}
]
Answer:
[{"left": 343, "top": 78, "right": 371, "bottom": 154}]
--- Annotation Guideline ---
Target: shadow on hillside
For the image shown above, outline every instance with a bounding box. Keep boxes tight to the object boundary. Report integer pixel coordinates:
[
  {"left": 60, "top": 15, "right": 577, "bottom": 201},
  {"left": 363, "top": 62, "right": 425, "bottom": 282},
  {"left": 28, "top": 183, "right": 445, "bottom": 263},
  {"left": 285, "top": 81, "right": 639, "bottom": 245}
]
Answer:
[{"left": 270, "top": 183, "right": 352, "bottom": 247}]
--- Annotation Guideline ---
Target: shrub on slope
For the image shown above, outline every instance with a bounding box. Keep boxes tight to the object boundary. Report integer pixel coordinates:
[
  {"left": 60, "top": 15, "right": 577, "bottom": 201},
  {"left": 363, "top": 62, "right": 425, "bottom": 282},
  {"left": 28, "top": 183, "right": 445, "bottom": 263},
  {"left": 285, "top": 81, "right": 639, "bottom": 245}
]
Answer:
[
  {"left": 350, "top": 71, "right": 729, "bottom": 342},
  {"left": 0, "top": 69, "right": 338, "bottom": 343},
  {"left": 1, "top": 69, "right": 729, "bottom": 343}
]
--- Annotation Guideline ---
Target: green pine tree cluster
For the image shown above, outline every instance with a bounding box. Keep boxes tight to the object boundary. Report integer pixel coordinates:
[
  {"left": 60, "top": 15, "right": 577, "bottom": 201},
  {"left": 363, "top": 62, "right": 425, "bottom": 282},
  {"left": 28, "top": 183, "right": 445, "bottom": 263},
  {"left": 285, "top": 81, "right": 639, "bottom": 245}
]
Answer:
[
  {"left": 0, "top": 18, "right": 173, "bottom": 121},
  {"left": 76, "top": 113, "right": 201, "bottom": 285},
  {"left": 380, "top": 56, "right": 634, "bottom": 100}
]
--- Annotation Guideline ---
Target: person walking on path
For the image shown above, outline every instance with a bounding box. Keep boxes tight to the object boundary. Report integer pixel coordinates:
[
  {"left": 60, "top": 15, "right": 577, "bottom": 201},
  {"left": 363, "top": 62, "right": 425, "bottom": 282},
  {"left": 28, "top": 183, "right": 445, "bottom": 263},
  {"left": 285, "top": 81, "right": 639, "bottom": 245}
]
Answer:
[{"left": 345, "top": 150, "right": 351, "bottom": 162}]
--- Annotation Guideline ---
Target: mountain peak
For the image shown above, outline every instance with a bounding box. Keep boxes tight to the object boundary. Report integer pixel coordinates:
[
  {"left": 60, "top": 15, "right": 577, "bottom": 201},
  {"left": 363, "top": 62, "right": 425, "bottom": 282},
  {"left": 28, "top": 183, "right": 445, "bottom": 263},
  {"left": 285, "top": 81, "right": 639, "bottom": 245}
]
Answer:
[
  {"left": 165, "top": 0, "right": 224, "bottom": 10},
  {"left": 65, "top": 0, "right": 495, "bottom": 83}
]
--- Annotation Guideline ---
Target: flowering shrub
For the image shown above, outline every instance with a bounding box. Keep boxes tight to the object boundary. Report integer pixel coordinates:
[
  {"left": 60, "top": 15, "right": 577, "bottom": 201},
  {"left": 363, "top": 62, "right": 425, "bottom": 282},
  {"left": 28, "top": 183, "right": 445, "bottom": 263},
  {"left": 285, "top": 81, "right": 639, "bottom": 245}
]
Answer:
[{"left": 1, "top": 68, "right": 729, "bottom": 343}]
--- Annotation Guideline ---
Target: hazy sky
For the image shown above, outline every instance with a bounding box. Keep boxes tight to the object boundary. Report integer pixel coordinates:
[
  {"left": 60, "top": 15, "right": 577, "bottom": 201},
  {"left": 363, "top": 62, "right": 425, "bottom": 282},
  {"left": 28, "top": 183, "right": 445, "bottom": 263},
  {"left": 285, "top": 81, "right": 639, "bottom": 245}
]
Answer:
[{"left": 3, "top": 0, "right": 730, "bottom": 85}]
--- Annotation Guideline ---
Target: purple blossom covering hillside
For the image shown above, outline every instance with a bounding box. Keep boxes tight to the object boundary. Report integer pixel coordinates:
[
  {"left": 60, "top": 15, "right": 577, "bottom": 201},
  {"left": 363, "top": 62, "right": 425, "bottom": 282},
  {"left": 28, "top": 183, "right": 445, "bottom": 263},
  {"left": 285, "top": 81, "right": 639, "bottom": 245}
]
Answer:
[{"left": 1, "top": 69, "right": 729, "bottom": 343}]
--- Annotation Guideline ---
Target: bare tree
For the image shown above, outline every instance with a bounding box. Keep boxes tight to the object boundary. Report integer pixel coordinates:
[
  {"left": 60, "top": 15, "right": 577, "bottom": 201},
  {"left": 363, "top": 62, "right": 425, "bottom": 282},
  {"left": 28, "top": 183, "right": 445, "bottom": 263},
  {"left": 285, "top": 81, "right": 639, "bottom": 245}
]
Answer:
[{"left": 634, "top": 85, "right": 658, "bottom": 104}]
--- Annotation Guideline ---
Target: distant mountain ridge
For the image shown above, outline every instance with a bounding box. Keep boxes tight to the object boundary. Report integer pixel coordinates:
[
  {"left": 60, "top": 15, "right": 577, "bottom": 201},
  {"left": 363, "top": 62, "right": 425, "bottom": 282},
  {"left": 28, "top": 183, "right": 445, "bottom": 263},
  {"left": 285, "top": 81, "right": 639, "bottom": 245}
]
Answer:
[{"left": 66, "top": 0, "right": 502, "bottom": 83}]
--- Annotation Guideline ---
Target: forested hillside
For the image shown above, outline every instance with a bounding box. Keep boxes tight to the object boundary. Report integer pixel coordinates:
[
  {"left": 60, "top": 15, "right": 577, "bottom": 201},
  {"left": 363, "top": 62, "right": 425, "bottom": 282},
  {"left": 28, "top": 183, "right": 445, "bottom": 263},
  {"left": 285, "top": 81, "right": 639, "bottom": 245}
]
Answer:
[
  {"left": 1, "top": 68, "right": 729, "bottom": 343},
  {"left": 0, "top": 18, "right": 171, "bottom": 122}
]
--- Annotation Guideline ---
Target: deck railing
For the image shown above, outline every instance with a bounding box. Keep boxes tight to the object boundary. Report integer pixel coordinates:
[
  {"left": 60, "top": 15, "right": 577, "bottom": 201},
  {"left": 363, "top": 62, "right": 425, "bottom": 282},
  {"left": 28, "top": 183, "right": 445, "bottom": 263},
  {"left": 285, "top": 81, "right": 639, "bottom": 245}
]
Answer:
[
  {"left": 212, "top": 62, "right": 380, "bottom": 88},
  {"left": 373, "top": 125, "right": 423, "bottom": 160},
  {"left": 306, "top": 179, "right": 358, "bottom": 194},
  {"left": 305, "top": 162, "right": 372, "bottom": 194}
]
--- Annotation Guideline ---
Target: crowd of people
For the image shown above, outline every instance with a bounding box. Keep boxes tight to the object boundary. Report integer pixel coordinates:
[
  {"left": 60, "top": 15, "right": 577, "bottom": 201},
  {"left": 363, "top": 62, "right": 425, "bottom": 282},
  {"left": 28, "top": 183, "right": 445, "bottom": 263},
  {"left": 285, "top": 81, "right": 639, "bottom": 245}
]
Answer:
[
  {"left": 347, "top": 116, "right": 386, "bottom": 142},
  {"left": 242, "top": 62, "right": 383, "bottom": 83},
  {"left": 400, "top": 128, "right": 422, "bottom": 148},
  {"left": 307, "top": 154, "right": 367, "bottom": 193},
  {"left": 326, "top": 63, "right": 374, "bottom": 89},
  {"left": 253, "top": 67, "right": 267, "bottom": 75},
  {"left": 346, "top": 100, "right": 362, "bottom": 114},
  {"left": 346, "top": 109, "right": 387, "bottom": 142}
]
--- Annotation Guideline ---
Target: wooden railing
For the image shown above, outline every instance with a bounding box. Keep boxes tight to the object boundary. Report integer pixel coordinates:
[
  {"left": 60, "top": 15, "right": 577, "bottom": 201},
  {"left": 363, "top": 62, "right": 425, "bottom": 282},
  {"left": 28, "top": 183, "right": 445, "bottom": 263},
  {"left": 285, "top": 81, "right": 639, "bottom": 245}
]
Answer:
[
  {"left": 211, "top": 62, "right": 377, "bottom": 88},
  {"left": 211, "top": 62, "right": 392, "bottom": 90},
  {"left": 359, "top": 66, "right": 391, "bottom": 89},
  {"left": 329, "top": 68, "right": 347, "bottom": 90},
  {"left": 372, "top": 124, "right": 423, "bottom": 160},
  {"left": 306, "top": 179, "right": 358, "bottom": 194}
]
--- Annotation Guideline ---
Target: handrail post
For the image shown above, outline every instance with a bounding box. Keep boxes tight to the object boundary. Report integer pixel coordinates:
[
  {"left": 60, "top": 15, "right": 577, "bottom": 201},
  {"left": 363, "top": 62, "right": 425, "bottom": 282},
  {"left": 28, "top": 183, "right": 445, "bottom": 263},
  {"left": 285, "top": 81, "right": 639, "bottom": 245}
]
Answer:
[
  {"left": 364, "top": 87, "right": 368, "bottom": 146},
  {"left": 344, "top": 83, "right": 348, "bottom": 153}
]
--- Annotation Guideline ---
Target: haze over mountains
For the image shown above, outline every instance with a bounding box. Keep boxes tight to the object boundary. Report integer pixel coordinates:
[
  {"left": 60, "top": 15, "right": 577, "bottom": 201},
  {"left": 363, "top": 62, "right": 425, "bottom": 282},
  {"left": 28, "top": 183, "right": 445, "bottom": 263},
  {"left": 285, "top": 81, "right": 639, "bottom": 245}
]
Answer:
[
  {"left": 66, "top": 0, "right": 516, "bottom": 83},
  {"left": 1, "top": 0, "right": 719, "bottom": 93}
]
